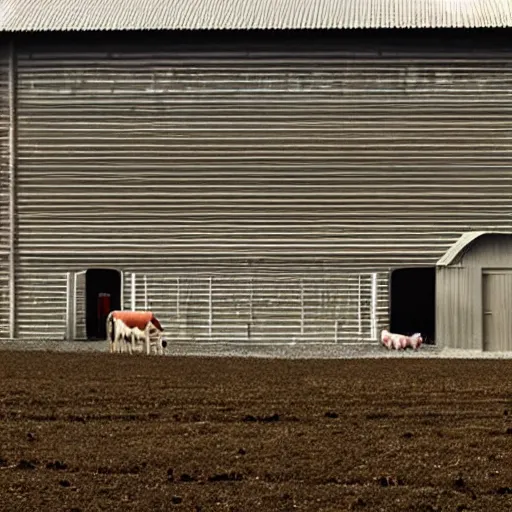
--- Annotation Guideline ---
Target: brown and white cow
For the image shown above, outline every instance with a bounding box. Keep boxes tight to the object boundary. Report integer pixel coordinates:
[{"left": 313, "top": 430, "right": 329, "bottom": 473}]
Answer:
[
  {"left": 106, "top": 311, "right": 166, "bottom": 355},
  {"left": 130, "top": 325, "right": 168, "bottom": 355}
]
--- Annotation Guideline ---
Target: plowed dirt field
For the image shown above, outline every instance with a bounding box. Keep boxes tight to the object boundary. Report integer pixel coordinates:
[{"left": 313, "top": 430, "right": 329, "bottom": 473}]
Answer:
[{"left": 0, "top": 351, "right": 511, "bottom": 511}]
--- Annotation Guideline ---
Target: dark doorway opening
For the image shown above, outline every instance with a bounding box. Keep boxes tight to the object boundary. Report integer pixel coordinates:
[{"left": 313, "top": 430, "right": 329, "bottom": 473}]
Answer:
[
  {"left": 85, "top": 269, "right": 122, "bottom": 340},
  {"left": 390, "top": 266, "right": 436, "bottom": 344}
]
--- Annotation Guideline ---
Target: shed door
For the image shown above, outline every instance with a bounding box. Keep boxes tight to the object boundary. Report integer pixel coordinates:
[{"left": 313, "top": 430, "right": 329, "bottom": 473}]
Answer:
[{"left": 482, "top": 272, "right": 512, "bottom": 352}]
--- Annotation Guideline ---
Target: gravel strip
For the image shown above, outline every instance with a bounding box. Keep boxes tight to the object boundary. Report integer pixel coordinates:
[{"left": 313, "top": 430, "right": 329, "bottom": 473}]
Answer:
[{"left": 0, "top": 339, "right": 511, "bottom": 359}]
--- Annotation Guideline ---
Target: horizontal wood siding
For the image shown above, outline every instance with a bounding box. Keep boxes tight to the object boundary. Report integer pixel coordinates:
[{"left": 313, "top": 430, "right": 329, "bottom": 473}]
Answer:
[
  {"left": 12, "top": 42, "right": 512, "bottom": 339},
  {"left": 0, "top": 46, "right": 9, "bottom": 337}
]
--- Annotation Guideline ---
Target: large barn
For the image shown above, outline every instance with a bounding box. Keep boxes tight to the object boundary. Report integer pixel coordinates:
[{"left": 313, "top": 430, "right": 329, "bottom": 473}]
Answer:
[{"left": 1, "top": 0, "right": 512, "bottom": 345}]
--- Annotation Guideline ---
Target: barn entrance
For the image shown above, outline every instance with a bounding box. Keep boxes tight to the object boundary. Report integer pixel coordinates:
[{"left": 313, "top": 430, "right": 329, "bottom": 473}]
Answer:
[
  {"left": 84, "top": 269, "right": 122, "bottom": 340},
  {"left": 390, "top": 267, "right": 436, "bottom": 344},
  {"left": 68, "top": 269, "right": 122, "bottom": 341}
]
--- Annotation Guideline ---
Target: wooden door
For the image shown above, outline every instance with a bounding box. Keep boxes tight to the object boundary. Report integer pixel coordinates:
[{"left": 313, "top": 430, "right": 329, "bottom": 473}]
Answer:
[{"left": 483, "top": 272, "right": 512, "bottom": 351}]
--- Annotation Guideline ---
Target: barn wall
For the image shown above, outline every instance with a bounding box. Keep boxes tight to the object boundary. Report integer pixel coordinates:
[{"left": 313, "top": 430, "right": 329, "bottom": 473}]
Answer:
[
  {"left": 9, "top": 35, "right": 512, "bottom": 340},
  {"left": 16, "top": 44, "right": 512, "bottom": 266},
  {"left": 15, "top": 263, "right": 388, "bottom": 341}
]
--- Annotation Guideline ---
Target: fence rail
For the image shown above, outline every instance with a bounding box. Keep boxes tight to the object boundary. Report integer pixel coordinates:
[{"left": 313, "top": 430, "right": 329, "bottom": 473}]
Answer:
[{"left": 124, "top": 272, "right": 379, "bottom": 343}]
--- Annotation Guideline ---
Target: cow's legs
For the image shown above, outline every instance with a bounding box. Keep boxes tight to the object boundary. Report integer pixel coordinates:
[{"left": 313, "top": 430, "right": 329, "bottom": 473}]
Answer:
[
  {"left": 117, "top": 331, "right": 123, "bottom": 353},
  {"left": 117, "top": 327, "right": 126, "bottom": 353},
  {"left": 112, "top": 321, "right": 118, "bottom": 353},
  {"left": 145, "top": 326, "right": 150, "bottom": 355}
]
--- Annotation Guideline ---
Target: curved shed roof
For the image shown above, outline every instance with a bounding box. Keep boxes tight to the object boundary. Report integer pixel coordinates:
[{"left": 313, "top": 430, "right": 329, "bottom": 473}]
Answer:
[
  {"left": 1, "top": 0, "right": 512, "bottom": 33},
  {"left": 437, "top": 231, "right": 512, "bottom": 267}
]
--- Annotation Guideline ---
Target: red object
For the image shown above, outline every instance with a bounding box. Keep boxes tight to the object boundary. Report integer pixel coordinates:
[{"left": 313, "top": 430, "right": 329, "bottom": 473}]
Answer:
[
  {"left": 111, "top": 311, "right": 164, "bottom": 332},
  {"left": 97, "top": 293, "right": 111, "bottom": 323}
]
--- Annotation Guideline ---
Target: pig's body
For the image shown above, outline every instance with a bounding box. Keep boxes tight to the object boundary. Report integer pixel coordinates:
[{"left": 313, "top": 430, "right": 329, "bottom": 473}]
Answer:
[{"left": 381, "top": 330, "right": 423, "bottom": 351}]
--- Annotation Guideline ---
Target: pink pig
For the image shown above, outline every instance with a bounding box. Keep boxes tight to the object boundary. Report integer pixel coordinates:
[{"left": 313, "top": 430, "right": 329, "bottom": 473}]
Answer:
[
  {"left": 380, "top": 330, "right": 423, "bottom": 351},
  {"left": 380, "top": 329, "right": 393, "bottom": 349},
  {"left": 407, "top": 332, "right": 423, "bottom": 350}
]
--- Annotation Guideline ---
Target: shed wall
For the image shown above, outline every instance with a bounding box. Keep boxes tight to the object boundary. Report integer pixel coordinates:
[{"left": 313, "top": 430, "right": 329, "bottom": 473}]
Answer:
[
  {"left": 436, "top": 266, "right": 481, "bottom": 349},
  {"left": 460, "top": 235, "right": 512, "bottom": 268},
  {"left": 7, "top": 37, "right": 512, "bottom": 340}
]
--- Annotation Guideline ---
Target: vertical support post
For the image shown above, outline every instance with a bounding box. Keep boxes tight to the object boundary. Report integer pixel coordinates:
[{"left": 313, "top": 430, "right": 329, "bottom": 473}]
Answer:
[
  {"left": 300, "top": 278, "right": 304, "bottom": 337},
  {"left": 130, "top": 273, "right": 136, "bottom": 311},
  {"left": 357, "top": 275, "right": 362, "bottom": 339},
  {"left": 72, "top": 272, "right": 78, "bottom": 340},
  {"left": 8, "top": 41, "right": 17, "bottom": 339},
  {"left": 65, "top": 272, "right": 72, "bottom": 341},
  {"left": 176, "top": 277, "right": 180, "bottom": 333},
  {"left": 208, "top": 276, "right": 213, "bottom": 340},
  {"left": 247, "top": 277, "right": 253, "bottom": 341},
  {"left": 143, "top": 275, "right": 148, "bottom": 310},
  {"left": 120, "top": 271, "right": 124, "bottom": 310},
  {"left": 70, "top": 273, "right": 77, "bottom": 341},
  {"left": 370, "top": 273, "right": 378, "bottom": 340}
]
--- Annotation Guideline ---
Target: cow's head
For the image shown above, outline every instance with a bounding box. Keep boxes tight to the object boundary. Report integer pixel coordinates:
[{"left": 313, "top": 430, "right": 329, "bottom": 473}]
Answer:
[{"left": 107, "top": 313, "right": 116, "bottom": 342}]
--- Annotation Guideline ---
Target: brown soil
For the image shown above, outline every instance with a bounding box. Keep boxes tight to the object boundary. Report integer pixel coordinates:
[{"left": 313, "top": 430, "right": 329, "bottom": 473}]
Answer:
[{"left": 0, "top": 351, "right": 511, "bottom": 511}]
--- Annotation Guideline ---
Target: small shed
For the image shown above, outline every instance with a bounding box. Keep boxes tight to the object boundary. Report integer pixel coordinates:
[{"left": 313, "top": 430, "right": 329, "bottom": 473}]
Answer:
[{"left": 436, "top": 231, "right": 512, "bottom": 351}]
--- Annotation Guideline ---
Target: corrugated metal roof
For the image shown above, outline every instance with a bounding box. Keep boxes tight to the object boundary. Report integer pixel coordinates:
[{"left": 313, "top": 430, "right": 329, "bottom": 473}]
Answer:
[
  {"left": 437, "top": 231, "right": 512, "bottom": 267},
  {"left": 1, "top": 0, "right": 512, "bottom": 32}
]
